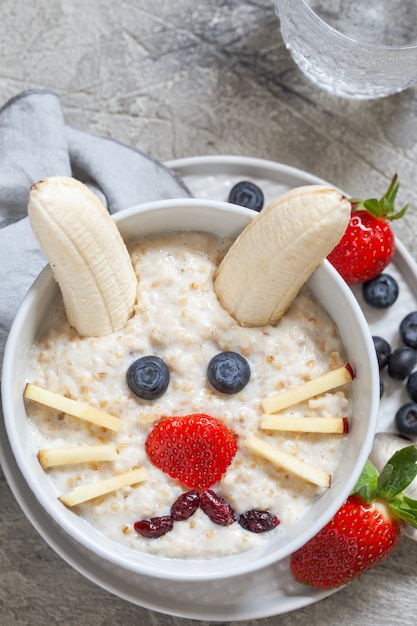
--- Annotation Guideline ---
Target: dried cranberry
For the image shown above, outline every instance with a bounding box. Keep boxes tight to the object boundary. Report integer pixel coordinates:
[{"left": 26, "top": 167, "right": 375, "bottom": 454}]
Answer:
[
  {"left": 199, "top": 490, "right": 235, "bottom": 526},
  {"left": 133, "top": 515, "right": 173, "bottom": 538},
  {"left": 171, "top": 490, "right": 200, "bottom": 521},
  {"left": 238, "top": 510, "right": 280, "bottom": 533}
]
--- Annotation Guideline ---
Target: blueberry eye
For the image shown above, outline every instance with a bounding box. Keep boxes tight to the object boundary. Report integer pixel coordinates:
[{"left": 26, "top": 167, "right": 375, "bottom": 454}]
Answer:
[
  {"left": 207, "top": 351, "right": 250, "bottom": 394},
  {"left": 126, "top": 356, "right": 170, "bottom": 400},
  {"left": 228, "top": 181, "right": 264, "bottom": 212}
]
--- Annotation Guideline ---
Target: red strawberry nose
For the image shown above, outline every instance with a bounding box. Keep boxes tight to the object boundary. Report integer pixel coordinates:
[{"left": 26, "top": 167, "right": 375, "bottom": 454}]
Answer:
[{"left": 145, "top": 413, "right": 238, "bottom": 490}]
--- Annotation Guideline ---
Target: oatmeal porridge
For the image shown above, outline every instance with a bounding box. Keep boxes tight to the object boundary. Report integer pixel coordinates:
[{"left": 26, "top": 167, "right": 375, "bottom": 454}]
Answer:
[{"left": 25, "top": 231, "right": 351, "bottom": 559}]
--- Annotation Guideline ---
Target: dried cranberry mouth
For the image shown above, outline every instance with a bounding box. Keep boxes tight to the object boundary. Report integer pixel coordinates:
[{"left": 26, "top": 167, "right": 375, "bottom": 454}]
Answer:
[{"left": 133, "top": 489, "right": 280, "bottom": 538}]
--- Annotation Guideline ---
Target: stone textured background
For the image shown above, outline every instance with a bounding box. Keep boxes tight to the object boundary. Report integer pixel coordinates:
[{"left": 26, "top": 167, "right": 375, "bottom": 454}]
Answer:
[{"left": 1, "top": 1, "right": 417, "bottom": 624}]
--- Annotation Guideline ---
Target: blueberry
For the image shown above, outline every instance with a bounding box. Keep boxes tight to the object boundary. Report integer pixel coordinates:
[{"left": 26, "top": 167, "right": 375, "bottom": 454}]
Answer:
[
  {"left": 372, "top": 336, "right": 391, "bottom": 370},
  {"left": 407, "top": 371, "right": 417, "bottom": 402},
  {"left": 126, "top": 355, "right": 170, "bottom": 400},
  {"left": 207, "top": 351, "right": 250, "bottom": 394},
  {"left": 400, "top": 311, "right": 417, "bottom": 349},
  {"left": 387, "top": 346, "right": 417, "bottom": 380},
  {"left": 362, "top": 273, "right": 399, "bottom": 308},
  {"left": 228, "top": 181, "right": 264, "bottom": 212},
  {"left": 395, "top": 403, "right": 417, "bottom": 437}
]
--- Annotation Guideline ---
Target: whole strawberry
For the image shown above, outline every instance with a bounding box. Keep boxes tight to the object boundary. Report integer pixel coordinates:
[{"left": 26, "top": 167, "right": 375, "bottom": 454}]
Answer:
[
  {"left": 145, "top": 413, "right": 237, "bottom": 490},
  {"left": 327, "top": 174, "right": 408, "bottom": 284},
  {"left": 290, "top": 445, "right": 417, "bottom": 590}
]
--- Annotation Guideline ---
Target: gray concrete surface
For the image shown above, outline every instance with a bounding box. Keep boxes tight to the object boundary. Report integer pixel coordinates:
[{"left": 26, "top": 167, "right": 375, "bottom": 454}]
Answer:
[{"left": 1, "top": 1, "right": 417, "bottom": 624}]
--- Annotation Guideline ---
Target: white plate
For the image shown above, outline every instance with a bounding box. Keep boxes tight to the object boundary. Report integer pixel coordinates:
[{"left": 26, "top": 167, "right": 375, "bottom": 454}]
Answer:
[{"left": 1, "top": 155, "right": 415, "bottom": 621}]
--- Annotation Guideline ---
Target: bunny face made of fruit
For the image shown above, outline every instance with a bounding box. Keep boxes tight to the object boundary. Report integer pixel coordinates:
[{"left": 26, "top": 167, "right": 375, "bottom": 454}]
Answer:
[{"left": 24, "top": 178, "right": 352, "bottom": 558}]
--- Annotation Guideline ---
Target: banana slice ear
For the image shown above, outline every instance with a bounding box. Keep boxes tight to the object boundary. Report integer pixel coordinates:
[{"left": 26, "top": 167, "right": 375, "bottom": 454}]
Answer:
[
  {"left": 214, "top": 185, "right": 351, "bottom": 327},
  {"left": 28, "top": 176, "right": 137, "bottom": 337}
]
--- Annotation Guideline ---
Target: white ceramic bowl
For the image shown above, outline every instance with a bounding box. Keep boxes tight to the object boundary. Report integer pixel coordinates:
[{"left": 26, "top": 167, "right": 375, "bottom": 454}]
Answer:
[{"left": 2, "top": 198, "right": 379, "bottom": 582}]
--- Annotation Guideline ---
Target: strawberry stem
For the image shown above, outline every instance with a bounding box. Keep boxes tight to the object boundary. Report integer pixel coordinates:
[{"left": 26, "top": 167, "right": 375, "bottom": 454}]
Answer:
[{"left": 350, "top": 174, "right": 409, "bottom": 221}]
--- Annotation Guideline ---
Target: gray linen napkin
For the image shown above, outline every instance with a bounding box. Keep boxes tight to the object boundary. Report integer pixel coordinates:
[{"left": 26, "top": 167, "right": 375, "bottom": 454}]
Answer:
[{"left": 0, "top": 89, "right": 191, "bottom": 372}]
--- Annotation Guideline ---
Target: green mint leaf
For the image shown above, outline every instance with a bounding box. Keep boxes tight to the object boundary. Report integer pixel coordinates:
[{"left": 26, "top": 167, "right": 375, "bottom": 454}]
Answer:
[
  {"left": 388, "top": 493, "right": 417, "bottom": 528},
  {"left": 377, "top": 446, "right": 417, "bottom": 500},
  {"left": 352, "top": 460, "right": 379, "bottom": 502}
]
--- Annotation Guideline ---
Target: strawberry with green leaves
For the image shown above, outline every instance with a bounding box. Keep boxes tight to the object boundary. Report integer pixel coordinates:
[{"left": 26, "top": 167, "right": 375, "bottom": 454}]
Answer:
[
  {"left": 290, "top": 445, "right": 417, "bottom": 590},
  {"left": 327, "top": 174, "right": 408, "bottom": 284}
]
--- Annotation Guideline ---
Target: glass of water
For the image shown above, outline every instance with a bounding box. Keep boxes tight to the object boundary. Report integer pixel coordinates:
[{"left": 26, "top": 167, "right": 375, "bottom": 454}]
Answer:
[{"left": 274, "top": 0, "right": 417, "bottom": 99}]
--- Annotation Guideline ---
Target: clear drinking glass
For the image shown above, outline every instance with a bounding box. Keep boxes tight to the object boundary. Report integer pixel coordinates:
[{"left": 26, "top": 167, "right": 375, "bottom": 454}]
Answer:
[{"left": 274, "top": 0, "right": 417, "bottom": 99}]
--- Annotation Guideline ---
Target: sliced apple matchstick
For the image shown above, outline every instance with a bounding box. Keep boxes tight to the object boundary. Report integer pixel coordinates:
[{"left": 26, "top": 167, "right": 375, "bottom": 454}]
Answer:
[
  {"left": 262, "top": 363, "right": 354, "bottom": 414},
  {"left": 38, "top": 444, "right": 119, "bottom": 469},
  {"left": 244, "top": 435, "right": 331, "bottom": 488},
  {"left": 24, "top": 383, "right": 121, "bottom": 432},
  {"left": 59, "top": 467, "right": 148, "bottom": 507},
  {"left": 260, "top": 415, "right": 349, "bottom": 434}
]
